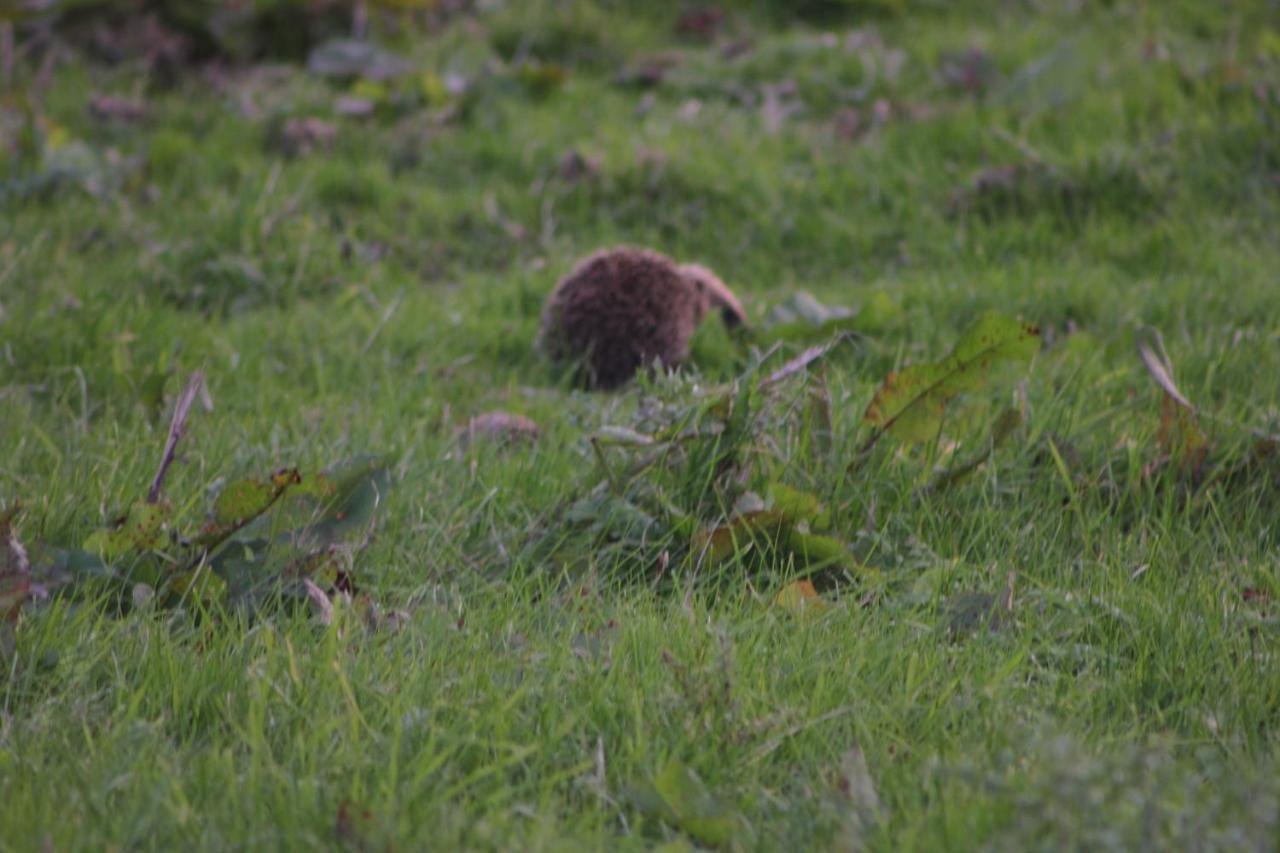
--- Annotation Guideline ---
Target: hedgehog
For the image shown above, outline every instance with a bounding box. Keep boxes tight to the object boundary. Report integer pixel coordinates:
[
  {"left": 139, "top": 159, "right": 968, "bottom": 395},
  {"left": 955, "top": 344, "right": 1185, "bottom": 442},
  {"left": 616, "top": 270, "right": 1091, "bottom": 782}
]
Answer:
[{"left": 538, "top": 247, "right": 747, "bottom": 390}]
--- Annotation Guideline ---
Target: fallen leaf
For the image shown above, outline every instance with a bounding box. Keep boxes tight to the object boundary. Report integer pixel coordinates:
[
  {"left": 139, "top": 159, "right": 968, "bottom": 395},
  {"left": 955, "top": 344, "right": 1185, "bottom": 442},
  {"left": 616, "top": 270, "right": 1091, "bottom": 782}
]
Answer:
[{"left": 773, "top": 579, "right": 827, "bottom": 616}]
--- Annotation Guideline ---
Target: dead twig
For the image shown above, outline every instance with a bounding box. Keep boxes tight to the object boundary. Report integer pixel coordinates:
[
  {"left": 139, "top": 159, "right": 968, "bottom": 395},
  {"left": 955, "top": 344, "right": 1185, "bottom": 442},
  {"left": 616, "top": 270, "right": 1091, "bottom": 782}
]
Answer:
[{"left": 147, "top": 371, "right": 203, "bottom": 504}]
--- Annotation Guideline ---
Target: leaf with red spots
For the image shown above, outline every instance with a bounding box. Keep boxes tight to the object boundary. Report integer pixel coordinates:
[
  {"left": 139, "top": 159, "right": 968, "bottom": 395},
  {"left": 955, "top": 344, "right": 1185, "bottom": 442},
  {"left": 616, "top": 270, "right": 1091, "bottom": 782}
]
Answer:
[
  {"left": 194, "top": 468, "right": 302, "bottom": 548},
  {"left": 83, "top": 501, "right": 172, "bottom": 562},
  {"left": 863, "top": 311, "right": 1039, "bottom": 448}
]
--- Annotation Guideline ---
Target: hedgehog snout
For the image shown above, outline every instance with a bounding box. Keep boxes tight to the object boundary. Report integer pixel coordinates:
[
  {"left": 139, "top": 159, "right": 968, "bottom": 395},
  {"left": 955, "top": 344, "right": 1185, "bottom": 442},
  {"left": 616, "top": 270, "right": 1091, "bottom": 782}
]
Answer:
[{"left": 678, "top": 262, "right": 747, "bottom": 329}]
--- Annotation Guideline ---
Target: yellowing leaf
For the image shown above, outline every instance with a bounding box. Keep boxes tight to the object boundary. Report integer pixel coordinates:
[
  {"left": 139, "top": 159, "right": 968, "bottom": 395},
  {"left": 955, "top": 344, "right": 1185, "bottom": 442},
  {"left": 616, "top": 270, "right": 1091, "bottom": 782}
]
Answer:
[
  {"left": 864, "top": 311, "right": 1039, "bottom": 446},
  {"left": 773, "top": 579, "right": 827, "bottom": 616}
]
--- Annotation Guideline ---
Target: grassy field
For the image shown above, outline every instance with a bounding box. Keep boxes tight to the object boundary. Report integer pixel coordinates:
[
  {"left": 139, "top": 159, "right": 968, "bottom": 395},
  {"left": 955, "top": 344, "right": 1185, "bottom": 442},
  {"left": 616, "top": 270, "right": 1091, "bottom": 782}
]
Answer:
[{"left": 3, "top": 0, "right": 1280, "bottom": 849}]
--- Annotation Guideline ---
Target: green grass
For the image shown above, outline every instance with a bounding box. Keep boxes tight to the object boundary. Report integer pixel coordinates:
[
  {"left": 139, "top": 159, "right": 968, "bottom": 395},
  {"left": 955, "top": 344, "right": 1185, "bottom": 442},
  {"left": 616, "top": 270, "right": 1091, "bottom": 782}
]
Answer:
[{"left": 3, "top": 0, "right": 1280, "bottom": 849}]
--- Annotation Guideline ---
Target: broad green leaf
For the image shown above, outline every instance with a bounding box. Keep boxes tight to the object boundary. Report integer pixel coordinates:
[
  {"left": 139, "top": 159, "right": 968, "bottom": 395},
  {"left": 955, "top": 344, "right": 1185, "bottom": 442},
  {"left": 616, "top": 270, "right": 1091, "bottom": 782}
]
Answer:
[
  {"left": 164, "top": 566, "right": 227, "bottom": 606},
  {"left": 767, "top": 483, "right": 828, "bottom": 528},
  {"left": 83, "top": 502, "right": 171, "bottom": 562},
  {"left": 235, "top": 455, "right": 390, "bottom": 549},
  {"left": 864, "top": 311, "right": 1039, "bottom": 445},
  {"left": 195, "top": 468, "right": 302, "bottom": 547}
]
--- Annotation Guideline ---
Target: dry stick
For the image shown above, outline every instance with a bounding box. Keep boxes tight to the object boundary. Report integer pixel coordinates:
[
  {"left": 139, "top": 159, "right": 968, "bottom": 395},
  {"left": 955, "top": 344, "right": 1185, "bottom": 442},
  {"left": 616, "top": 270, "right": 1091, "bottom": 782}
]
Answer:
[{"left": 147, "top": 371, "right": 204, "bottom": 504}]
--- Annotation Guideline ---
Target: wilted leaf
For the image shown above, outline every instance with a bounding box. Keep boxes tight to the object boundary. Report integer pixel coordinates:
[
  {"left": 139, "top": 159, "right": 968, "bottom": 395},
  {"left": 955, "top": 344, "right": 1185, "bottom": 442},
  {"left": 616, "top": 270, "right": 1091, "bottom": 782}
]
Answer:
[
  {"left": 1136, "top": 327, "right": 1194, "bottom": 412},
  {"left": 863, "top": 311, "right": 1039, "bottom": 447},
  {"left": 1137, "top": 327, "right": 1209, "bottom": 474},
  {"left": 628, "top": 758, "right": 750, "bottom": 847}
]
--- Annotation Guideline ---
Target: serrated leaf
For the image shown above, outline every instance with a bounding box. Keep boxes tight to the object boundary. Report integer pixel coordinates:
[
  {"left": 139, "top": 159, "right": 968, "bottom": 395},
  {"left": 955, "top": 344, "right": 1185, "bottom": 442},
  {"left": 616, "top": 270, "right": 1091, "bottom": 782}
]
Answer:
[{"left": 864, "top": 311, "right": 1039, "bottom": 445}]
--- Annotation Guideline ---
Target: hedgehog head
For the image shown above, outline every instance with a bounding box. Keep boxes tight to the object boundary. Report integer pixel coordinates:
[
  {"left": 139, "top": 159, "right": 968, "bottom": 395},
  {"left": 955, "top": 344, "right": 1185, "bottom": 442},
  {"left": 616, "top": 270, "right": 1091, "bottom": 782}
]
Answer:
[{"left": 678, "top": 262, "right": 747, "bottom": 329}]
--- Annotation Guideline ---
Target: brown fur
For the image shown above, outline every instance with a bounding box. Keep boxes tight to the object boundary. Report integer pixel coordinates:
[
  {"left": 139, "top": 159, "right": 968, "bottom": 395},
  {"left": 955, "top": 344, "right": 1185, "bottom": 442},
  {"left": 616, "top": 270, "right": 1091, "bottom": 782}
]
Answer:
[{"left": 539, "top": 247, "right": 746, "bottom": 390}]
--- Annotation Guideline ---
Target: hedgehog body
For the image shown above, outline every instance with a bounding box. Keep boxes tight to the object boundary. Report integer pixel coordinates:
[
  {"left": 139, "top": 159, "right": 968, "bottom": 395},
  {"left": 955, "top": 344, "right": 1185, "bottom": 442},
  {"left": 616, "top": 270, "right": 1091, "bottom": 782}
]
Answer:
[{"left": 538, "top": 248, "right": 744, "bottom": 389}]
